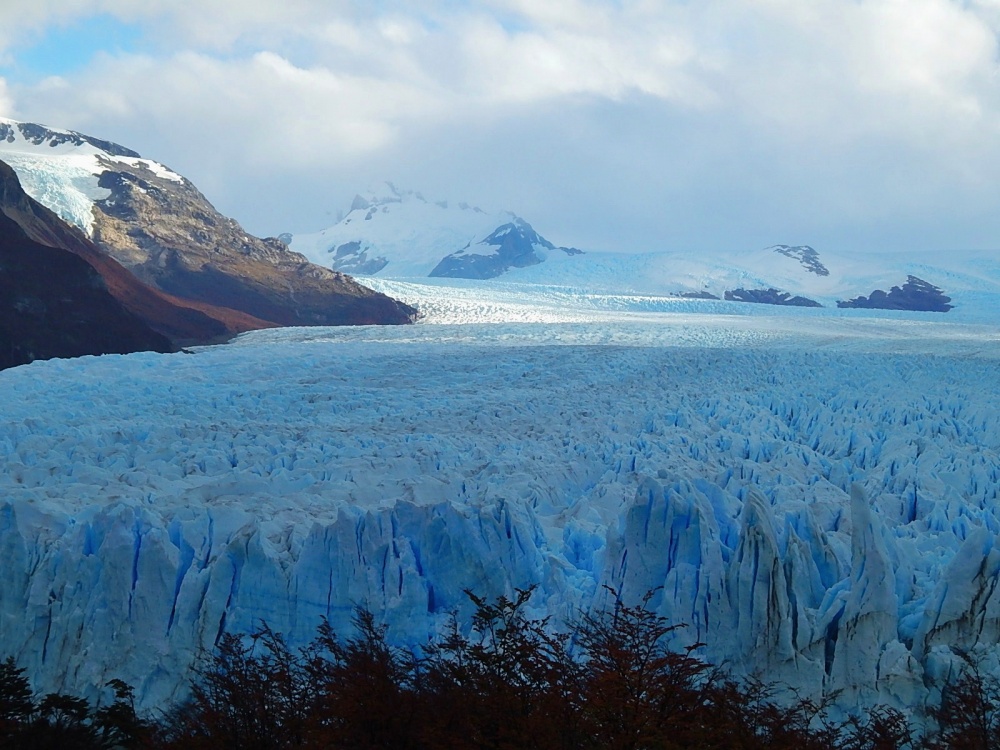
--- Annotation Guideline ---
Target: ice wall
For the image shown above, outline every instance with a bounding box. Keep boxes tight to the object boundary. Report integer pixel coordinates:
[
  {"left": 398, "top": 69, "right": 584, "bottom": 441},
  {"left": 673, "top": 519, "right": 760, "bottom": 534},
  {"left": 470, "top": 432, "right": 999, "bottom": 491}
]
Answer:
[{"left": 1, "top": 328, "right": 999, "bottom": 715}]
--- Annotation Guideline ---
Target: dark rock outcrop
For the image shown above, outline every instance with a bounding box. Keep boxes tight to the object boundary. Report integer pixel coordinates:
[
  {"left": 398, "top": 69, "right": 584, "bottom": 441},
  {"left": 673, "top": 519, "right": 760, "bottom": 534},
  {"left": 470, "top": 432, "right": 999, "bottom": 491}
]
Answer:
[
  {"left": 0, "top": 161, "right": 173, "bottom": 369},
  {"left": 677, "top": 291, "right": 720, "bottom": 300},
  {"left": 430, "top": 218, "right": 583, "bottom": 280},
  {"left": 724, "top": 288, "right": 822, "bottom": 307},
  {"left": 837, "top": 276, "right": 953, "bottom": 312},
  {"left": 328, "top": 241, "right": 389, "bottom": 276},
  {"left": 0, "top": 121, "right": 141, "bottom": 158},
  {"left": 769, "top": 245, "right": 830, "bottom": 276}
]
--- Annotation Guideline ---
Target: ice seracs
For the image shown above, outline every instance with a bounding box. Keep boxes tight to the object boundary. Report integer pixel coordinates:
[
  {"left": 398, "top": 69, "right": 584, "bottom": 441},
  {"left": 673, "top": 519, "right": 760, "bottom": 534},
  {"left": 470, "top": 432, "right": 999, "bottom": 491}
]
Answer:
[{"left": 1, "top": 296, "right": 999, "bottom": 720}]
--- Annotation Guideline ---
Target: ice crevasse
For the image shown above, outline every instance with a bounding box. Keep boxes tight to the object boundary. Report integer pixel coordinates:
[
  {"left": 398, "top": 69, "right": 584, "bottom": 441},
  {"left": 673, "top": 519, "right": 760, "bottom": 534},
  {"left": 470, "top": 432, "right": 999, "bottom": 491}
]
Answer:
[{"left": 0, "top": 337, "right": 999, "bottom": 715}]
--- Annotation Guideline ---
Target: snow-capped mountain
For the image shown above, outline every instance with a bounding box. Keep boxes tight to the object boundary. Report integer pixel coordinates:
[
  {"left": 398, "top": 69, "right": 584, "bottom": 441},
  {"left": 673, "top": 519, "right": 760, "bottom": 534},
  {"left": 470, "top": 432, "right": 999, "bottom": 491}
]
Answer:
[
  {"left": 290, "top": 183, "right": 582, "bottom": 279},
  {"left": 0, "top": 159, "right": 173, "bottom": 368},
  {"left": 294, "top": 181, "right": 997, "bottom": 314},
  {"left": 0, "top": 119, "right": 416, "bottom": 327}
]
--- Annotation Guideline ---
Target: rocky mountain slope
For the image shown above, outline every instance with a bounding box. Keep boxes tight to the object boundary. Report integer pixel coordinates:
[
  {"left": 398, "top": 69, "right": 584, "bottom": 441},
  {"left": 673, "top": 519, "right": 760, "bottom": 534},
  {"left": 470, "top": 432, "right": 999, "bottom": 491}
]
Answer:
[
  {"left": 0, "top": 120, "right": 416, "bottom": 327},
  {"left": 289, "top": 183, "right": 582, "bottom": 280},
  {"left": 0, "top": 157, "right": 274, "bottom": 346},
  {"left": 0, "top": 160, "right": 173, "bottom": 369}
]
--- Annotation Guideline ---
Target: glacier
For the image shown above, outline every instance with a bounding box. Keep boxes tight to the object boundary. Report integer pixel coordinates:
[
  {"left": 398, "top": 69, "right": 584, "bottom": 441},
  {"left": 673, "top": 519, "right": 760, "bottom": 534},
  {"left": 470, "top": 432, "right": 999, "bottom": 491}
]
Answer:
[
  {"left": 0, "top": 117, "right": 186, "bottom": 237},
  {"left": 1, "top": 281, "right": 1000, "bottom": 720}
]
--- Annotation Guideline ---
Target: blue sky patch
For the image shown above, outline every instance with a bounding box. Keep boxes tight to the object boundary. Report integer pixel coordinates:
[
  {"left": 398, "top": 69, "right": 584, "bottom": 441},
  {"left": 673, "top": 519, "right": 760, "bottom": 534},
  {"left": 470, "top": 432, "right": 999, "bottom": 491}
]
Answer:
[{"left": 2, "top": 14, "right": 142, "bottom": 83}]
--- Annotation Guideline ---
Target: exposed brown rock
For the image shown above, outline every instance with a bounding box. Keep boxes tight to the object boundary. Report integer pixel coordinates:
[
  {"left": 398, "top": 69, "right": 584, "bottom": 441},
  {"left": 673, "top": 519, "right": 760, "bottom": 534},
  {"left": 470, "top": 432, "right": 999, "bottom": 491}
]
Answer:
[
  {"left": 0, "top": 160, "right": 172, "bottom": 369},
  {"left": 0, "top": 159, "right": 272, "bottom": 347},
  {"left": 89, "top": 159, "right": 416, "bottom": 326}
]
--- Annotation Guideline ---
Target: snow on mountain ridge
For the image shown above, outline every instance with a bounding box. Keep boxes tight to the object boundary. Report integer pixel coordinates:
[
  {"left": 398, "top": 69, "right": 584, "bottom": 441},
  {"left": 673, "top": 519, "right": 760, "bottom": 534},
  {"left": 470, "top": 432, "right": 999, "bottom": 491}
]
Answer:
[
  {"left": 0, "top": 118, "right": 185, "bottom": 184},
  {"left": 290, "top": 182, "right": 580, "bottom": 279},
  {"left": 349, "top": 181, "right": 491, "bottom": 215},
  {"left": 291, "top": 183, "right": 514, "bottom": 276},
  {"left": 498, "top": 245, "right": 1000, "bottom": 317},
  {"left": 0, "top": 117, "right": 141, "bottom": 158},
  {"left": 0, "top": 118, "right": 185, "bottom": 235}
]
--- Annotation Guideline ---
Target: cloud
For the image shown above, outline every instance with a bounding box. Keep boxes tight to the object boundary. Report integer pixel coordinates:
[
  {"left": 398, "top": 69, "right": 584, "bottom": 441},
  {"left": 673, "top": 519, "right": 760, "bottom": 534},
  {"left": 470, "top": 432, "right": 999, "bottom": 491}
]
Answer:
[
  {"left": 17, "top": 48, "right": 438, "bottom": 196},
  {"left": 6, "top": 1, "right": 1000, "bottom": 252},
  {"left": 0, "top": 77, "right": 14, "bottom": 117}
]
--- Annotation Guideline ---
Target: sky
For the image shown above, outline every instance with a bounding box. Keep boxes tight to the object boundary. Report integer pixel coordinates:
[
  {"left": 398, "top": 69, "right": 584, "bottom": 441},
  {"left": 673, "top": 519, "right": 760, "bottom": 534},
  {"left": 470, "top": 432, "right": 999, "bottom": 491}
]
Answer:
[{"left": 2, "top": 0, "right": 1000, "bottom": 255}]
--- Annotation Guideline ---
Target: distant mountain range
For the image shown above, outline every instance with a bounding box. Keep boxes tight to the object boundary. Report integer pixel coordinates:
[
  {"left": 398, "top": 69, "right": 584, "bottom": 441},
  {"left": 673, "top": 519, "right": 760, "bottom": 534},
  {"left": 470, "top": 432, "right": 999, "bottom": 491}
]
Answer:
[
  {"left": 290, "top": 185, "right": 995, "bottom": 314},
  {"left": 1, "top": 115, "right": 996, "bottom": 364},
  {"left": 496, "top": 242, "right": 986, "bottom": 313}
]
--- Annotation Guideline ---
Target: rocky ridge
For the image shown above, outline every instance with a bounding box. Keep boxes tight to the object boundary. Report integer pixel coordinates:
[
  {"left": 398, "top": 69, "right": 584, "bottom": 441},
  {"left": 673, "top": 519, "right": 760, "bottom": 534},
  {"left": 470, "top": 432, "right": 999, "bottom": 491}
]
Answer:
[
  {"left": 90, "top": 161, "right": 415, "bottom": 325},
  {"left": 0, "top": 120, "right": 416, "bottom": 327},
  {"left": 769, "top": 245, "right": 830, "bottom": 276},
  {"left": 430, "top": 218, "right": 583, "bottom": 279},
  {"left": 0, "top": 159, "right": 172, "bottom": 369},
  {"left": 838, "top": 276, "right": 954, "bottom": 312},
  {"left": 724, "top": 288, "right": 823, "bottom": 307}
]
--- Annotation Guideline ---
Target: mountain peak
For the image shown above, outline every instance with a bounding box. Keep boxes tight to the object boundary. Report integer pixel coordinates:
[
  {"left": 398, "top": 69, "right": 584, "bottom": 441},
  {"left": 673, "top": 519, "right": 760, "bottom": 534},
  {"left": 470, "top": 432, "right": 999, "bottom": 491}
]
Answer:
[
  {"left": 292, "top": 185, "right": 578, "bottom": 280},
  {"left": 0, "top": 120, "right": 417, "bottom": 328},
  {"left": 349, "top": 182, "right": 490, "bottom": 216},
  {"left": 0, "top": 117, "right": 141, "bottom": 159}
]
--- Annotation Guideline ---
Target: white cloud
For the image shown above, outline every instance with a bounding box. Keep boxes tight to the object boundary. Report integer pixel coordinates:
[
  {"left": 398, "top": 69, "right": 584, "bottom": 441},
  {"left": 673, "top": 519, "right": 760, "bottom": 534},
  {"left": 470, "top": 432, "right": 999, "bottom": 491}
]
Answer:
[
  {"left": 727, "top": 0, "right": 1000, "bottom": 127},
  {"left": 0, "top": 77, "right": 14, "bottom": 118},
  {"left": 7, "top": 0, "right": 1000, "bottom": 252},
  {"left": 443, "top": 14, "right": 711, "bottom": 106},
  {"left": 23, "top": 49, "right": 440, "bottom": 163}
]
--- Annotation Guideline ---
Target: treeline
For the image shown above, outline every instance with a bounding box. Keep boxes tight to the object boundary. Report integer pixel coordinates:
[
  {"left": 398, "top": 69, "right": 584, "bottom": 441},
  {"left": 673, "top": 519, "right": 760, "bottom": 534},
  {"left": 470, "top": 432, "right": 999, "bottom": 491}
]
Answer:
[{"left": 1, "top": 588, "right": 998, "bottom": 749}]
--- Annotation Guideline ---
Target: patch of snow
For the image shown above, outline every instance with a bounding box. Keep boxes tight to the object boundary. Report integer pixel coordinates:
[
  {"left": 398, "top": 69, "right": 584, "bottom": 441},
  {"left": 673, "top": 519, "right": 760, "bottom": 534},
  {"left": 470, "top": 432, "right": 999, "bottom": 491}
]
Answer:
[
  {"left": 0, "top": 118, "right": 184, "bottom": 235},
  {"left": 106, "top": 156, "right": 184, "bottom": 183}
]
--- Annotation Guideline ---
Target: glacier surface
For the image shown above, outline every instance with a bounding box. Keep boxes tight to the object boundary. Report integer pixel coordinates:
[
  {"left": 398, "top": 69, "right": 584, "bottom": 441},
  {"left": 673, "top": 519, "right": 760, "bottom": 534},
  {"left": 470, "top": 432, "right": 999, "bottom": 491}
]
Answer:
[{"left": 1, "top": 283, "right": 1000, "bottom": 718}]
